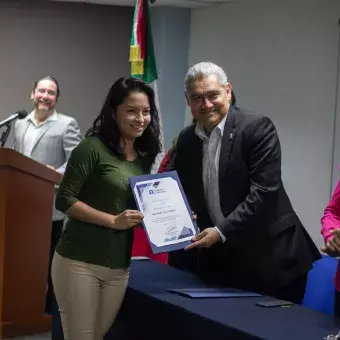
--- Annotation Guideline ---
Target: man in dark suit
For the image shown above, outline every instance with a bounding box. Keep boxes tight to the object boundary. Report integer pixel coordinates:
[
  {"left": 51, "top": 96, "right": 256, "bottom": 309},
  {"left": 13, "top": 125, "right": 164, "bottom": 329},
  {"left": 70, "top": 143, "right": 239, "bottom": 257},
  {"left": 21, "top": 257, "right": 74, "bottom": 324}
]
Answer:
[{"left": 170, "top": 61, "right": 320, "bottom": 304}]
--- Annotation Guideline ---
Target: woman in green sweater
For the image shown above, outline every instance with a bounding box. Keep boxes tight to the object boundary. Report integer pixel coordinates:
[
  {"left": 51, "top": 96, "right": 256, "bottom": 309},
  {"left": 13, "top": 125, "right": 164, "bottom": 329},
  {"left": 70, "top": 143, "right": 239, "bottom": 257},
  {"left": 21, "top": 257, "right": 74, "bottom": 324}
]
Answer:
[{"left": 52, "top": 77, "right": 161, "bottom": 340}]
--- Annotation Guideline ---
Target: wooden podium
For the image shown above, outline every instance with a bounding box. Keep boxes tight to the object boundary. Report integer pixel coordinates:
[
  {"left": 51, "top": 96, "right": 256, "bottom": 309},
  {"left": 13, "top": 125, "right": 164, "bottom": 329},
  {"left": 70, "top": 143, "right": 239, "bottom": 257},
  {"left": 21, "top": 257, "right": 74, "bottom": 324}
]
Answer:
[{"left": 0, "top": 148, "right": 62, "bottom": 338}]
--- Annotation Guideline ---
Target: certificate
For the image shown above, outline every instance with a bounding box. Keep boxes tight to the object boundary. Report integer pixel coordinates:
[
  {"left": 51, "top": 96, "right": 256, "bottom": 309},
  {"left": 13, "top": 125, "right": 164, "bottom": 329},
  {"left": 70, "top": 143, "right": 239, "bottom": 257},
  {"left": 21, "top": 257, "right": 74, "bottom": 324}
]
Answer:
[{"left": 129, "top": 171, "right": 198, "bottom": 254}]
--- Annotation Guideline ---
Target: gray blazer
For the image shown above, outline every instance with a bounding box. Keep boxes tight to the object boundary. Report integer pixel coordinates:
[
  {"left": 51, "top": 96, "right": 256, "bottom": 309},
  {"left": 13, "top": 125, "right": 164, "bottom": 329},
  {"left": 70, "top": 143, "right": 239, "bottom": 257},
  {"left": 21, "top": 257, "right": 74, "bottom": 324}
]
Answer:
[{"left": 13, "top": 112, "right": 82, "bottom": 221}]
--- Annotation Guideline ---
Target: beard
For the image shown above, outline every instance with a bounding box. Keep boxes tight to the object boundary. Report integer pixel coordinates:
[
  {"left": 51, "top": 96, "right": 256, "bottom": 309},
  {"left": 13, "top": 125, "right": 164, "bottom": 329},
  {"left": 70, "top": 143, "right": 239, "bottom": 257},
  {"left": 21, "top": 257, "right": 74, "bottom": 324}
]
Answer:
[{"left": 35, "top": 100, "right": 54, "bottom": 113}]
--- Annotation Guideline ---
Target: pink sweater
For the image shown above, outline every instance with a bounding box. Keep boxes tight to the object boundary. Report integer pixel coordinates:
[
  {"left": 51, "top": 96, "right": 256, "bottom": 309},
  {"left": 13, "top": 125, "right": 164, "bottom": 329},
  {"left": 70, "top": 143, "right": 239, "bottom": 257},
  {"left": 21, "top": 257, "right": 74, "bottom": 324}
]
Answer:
[{"left": 321, "top": 180, "right": 340, "bottom": 291}]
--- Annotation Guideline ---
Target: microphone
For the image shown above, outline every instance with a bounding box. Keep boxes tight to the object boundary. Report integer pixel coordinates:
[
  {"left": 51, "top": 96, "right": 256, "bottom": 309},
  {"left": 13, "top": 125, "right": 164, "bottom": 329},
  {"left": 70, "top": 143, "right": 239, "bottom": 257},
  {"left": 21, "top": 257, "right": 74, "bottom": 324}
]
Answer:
[{"left": 0, "top": 110, "right": 28, "bottom": 128}]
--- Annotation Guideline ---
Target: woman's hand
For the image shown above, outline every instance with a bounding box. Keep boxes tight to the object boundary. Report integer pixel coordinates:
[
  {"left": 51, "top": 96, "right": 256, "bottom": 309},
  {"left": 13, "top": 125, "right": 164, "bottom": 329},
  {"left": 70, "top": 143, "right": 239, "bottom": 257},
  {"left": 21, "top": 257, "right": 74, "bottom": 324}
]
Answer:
[
  {"left": 321, "top": 229, "right": 340, "bottom": 257},
  {"left": 111, "top": 210, "right": 144, "bottom": 230}
]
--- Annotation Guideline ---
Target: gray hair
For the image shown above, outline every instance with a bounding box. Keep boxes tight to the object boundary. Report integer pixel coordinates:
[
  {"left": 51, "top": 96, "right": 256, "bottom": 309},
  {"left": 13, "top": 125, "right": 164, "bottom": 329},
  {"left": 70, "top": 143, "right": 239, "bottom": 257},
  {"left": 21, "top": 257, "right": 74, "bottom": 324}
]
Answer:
[{"left": 184, "top": 62, "right": 228, "bottom": 92}]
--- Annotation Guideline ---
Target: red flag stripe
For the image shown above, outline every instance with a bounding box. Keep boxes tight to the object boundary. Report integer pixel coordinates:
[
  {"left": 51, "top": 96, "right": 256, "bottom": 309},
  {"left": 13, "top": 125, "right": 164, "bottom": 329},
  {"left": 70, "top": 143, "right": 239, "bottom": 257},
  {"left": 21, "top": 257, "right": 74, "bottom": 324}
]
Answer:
[{"left": 136, "top": 0, "right": 147, "bottom": 60}]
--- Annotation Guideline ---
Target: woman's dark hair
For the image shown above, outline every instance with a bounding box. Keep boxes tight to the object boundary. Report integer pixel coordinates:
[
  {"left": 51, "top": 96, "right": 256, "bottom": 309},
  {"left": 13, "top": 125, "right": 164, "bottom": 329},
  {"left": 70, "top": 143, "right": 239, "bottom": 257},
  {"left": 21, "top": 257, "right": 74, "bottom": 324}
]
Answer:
[
  {"left": 33, "top": 76, "right": 60, "bottom": 98},
  {"left": 86, "top": 77, "right": 162, "bottom": 167}
]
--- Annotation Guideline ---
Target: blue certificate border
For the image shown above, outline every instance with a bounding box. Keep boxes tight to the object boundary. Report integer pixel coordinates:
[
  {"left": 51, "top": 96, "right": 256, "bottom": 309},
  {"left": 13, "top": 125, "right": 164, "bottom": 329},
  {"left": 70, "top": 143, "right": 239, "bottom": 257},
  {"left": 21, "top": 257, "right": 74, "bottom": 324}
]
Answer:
[{"left": 129, "top": 170, "right": 199, "bottom": 254}]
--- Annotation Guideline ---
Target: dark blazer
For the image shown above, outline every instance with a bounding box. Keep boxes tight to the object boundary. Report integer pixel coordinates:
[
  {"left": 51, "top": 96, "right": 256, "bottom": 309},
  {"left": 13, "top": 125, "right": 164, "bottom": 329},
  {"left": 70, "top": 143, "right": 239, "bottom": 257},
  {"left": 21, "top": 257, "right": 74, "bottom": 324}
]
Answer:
[{"left": 172, "top": 106, "right": 321, "bottom": 294}]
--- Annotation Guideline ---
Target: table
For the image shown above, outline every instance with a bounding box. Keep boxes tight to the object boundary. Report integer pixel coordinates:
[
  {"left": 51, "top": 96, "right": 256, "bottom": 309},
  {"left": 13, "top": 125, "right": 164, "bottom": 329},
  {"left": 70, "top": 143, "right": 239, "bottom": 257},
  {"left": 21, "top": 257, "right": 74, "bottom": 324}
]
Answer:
[{"left": 106, "top": 260, "right": 340, "bottom": 340}]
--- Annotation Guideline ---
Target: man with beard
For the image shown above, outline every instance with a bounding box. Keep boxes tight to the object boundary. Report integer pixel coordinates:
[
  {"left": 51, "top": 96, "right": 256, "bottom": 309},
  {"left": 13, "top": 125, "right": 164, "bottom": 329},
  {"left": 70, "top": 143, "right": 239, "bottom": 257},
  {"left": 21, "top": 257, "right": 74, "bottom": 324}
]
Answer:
[
  {"left": 13, "top": 76, "right": 82, "bottom": 315},
  {"left": 171, "top": 62, "right": 320, "bottom": 304}
]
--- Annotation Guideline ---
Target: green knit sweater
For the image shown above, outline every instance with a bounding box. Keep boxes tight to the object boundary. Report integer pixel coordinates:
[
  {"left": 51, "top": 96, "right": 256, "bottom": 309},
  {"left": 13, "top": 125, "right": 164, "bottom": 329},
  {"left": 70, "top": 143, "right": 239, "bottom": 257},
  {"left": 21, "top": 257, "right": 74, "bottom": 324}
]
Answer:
[{"left": 55, "top": 136, "right": 148, "bottom": 269}]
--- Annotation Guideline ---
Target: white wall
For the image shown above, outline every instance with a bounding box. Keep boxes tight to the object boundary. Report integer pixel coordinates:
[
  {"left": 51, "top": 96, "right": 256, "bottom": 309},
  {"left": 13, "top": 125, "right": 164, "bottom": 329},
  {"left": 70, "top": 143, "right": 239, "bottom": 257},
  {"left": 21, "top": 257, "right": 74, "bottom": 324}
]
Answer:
[
  {"left": 331, "top": 34, "right": 340, "bottom": 191},
  {"left": 151, "top": 7, "right": 190, "bottom": 150},
  {"left": 189, "top": 0, "right": 340, "bottom": 246}
]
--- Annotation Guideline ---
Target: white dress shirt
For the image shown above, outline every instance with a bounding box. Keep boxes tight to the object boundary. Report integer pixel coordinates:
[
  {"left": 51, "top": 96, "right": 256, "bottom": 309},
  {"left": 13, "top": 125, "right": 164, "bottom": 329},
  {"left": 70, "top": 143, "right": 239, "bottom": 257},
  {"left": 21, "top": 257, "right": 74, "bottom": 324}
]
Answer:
[
  {"left": 195, "top": 115, "right": 228, "bottom": 242},
  {"left": 22, "top": 111, "right": 58, "bottom": 157}
]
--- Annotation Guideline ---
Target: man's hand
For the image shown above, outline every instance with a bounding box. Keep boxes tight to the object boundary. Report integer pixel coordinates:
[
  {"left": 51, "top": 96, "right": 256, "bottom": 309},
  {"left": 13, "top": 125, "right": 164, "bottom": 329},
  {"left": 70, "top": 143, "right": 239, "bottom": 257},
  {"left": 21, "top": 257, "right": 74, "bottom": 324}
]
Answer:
[{"left": 185, "top": 227, "right": 221, "bottom": 250}]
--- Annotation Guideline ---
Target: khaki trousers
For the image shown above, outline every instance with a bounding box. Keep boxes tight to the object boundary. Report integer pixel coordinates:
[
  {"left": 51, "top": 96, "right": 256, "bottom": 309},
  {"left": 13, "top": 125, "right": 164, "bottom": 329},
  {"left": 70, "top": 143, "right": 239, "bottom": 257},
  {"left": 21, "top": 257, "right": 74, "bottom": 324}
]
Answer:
[{"left": 52, "top": 252, "right": 129, "bottom": 340}]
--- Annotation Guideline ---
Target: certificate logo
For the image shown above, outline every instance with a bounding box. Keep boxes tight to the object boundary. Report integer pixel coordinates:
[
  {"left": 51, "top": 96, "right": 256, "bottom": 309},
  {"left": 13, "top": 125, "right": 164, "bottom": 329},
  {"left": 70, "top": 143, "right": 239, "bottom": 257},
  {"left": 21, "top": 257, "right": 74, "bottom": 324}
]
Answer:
[
  {"left": 153, "top": 181, "right": 160, "bottom": 188},
  {"left": 143, "top": 180, "right": 165, "bottom": 195},
  {"left": 149, "top": 181, "right": 161, "bottom": 195}
]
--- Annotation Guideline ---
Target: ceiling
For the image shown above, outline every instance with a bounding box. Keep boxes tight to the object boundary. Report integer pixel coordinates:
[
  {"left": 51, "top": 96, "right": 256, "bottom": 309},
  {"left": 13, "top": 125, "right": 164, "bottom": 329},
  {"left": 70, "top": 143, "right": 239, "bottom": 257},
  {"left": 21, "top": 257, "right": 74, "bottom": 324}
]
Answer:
[{"left": 50, "top": 0, "right": 235, "bottom": 9}]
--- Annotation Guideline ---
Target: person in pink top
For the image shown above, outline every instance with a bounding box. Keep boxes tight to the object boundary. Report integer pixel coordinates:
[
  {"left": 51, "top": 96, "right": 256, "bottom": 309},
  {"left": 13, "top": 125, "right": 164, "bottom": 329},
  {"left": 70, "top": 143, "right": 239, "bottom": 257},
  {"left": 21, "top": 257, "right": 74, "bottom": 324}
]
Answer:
[{"left": 321, "top": 180, "right": 340, "bottom": 316}]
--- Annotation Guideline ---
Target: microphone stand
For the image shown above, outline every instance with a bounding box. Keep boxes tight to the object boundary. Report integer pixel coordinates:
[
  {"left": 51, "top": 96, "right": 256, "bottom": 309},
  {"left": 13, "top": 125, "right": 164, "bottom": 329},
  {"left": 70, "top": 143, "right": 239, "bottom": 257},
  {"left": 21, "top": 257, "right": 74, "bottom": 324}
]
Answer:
[{"left": 0, "top": 121, "right": 12, "bottom": 147}]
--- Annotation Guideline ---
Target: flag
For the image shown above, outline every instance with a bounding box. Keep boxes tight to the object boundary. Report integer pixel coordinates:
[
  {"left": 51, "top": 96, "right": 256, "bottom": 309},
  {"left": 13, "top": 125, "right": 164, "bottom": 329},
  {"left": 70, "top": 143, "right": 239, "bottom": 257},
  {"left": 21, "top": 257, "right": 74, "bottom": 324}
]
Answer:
[{"left": 130, "top": 0, "right": 164, "bottom": 173}]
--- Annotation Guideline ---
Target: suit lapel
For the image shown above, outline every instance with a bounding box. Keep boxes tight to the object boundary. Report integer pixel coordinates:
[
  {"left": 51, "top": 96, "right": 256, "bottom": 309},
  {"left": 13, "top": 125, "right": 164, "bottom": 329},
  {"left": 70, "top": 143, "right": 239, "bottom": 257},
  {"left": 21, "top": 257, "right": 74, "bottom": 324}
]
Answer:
[
  {"left": 190, "top": 131, "right": 206, "bottom": 213},
  {"left": 19, "top": 118, "right": 30, "bottom": 154},
  {"left": 184, "top": 126, "right": 204, "bottom": 205},
  {"left": 195, "top": 133, "right": 204, "bottom": 181},
  {"left": 219, "top": 107, "right": 237, "bottom": 181},
  {"left": 30, "top": 120, "right": 55, "bottom": 154}
]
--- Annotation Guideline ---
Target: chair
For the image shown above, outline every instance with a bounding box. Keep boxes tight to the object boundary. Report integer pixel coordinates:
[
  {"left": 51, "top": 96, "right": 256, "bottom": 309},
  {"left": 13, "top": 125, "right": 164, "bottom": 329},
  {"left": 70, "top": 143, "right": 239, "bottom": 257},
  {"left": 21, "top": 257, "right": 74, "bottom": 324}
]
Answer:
[{"left": 302, "top": 255, "right": 338, "bottom": 315}]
